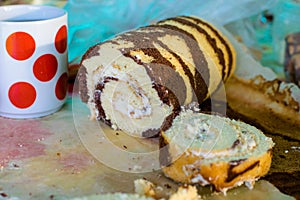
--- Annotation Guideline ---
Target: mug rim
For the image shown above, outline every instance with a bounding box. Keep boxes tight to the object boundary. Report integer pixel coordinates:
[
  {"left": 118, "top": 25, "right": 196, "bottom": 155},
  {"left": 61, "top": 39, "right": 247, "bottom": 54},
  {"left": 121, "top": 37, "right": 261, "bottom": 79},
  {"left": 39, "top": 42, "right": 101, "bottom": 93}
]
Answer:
[{"left": 0, "top": 4, "right": 67, "bottom": 23}]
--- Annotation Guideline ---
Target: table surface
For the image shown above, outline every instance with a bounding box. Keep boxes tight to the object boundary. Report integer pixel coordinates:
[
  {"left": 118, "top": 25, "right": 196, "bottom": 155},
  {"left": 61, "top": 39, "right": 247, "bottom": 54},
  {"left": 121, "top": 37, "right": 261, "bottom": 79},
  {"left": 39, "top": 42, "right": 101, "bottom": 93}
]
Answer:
[
  {"left": 0, "top": 1, "right": 299, "bottom": 200},
  {"left": 0, "top": 91, "right": 298, "bottom": 200}
]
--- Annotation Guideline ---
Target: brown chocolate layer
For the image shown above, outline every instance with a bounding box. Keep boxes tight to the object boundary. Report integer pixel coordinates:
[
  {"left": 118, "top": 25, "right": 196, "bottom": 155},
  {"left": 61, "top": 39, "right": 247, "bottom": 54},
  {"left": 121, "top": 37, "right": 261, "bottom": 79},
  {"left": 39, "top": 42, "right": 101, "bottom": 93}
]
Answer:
[
  {"left": 94, "top": 77, "right": 119, "bottom": 126},
  {"left": 77, "top": 66, "right": 89, "bottom": 103},
  {"left": 119, "top": 28, "right": 188, "bottom": 107},
  {"left": 182, "top": 16, "right": 234, "bottom": 80},
  {"left": 119, "top": 25, "right": 209, "bottom": 106},
  {"left": 151, "top": 23, "right": 210, "bottom": 104},
  {"left": 226, "top": 160, "right": 259, "bottom": 183},
  {"left": 159, "top": 17, "right": 227, "bottom": 81},
  {"left": 79, "top": 45, "right": 101, "bottom": 103}
]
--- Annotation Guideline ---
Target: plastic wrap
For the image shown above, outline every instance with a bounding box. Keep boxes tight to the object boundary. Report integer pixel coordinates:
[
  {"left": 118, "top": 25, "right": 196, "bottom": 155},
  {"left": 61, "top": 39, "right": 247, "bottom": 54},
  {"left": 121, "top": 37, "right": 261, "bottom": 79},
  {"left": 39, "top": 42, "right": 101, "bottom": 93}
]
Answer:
[{"left": 64, "top": 0, "right": 276, "bottom": 63}]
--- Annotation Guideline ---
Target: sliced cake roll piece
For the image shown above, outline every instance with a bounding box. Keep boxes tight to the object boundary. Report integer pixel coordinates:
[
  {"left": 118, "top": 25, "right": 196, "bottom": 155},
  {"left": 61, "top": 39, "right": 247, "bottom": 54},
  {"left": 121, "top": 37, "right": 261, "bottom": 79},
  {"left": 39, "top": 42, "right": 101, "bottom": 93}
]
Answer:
[
  {"left": 78, "top": 16, "right": 236, "bottom": 137},
  {"left": 160, "top": 111, "right": 274, "bottom": 193}
]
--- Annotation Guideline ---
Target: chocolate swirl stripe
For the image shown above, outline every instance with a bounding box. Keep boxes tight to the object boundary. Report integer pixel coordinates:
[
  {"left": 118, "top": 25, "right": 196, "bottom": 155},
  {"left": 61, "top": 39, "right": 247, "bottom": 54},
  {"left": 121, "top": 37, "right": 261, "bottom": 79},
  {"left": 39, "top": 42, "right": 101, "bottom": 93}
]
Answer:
[
  {"left": 117, "top": 26, "right": 209, "bottom": 106},
  {"left": 181, "top": 16, "right": 235, "bottom": 80},
  {"left": 116, "top": 29, "right": 189, "bottom": 106},
  {"left": 149, "top": 24, "right": 211, "bottom": 104},
  {"left": 157, "top": 17, "right": 227, "bottom": 81},
  {"left": 156, "top": 17, "right": 232, "bottom": 99}
]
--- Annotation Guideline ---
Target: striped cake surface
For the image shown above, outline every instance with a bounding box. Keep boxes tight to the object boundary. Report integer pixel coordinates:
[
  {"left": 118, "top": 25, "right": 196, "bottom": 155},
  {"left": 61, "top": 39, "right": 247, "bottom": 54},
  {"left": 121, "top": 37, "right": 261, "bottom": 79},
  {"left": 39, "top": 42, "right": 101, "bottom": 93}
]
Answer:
[{"left": 79, "top": 16, "right": 236, "bottom": 136}]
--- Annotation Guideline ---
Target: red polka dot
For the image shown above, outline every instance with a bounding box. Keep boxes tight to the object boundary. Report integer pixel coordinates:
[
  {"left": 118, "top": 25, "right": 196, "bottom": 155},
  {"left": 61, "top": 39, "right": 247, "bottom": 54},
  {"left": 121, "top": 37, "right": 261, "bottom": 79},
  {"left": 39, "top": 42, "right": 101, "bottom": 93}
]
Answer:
[
  {"left": 6, "top": 32, "right": 35, "bottom": 61},
  {"left": 33, "top": 54, "right": 58, "bottom": 82},
  {"left": 55, "top": 25, "right": 67, "bottom": 54},
  {"left": 9, "top": 82, "right": 36, "bottom": 109},
  {"left": 55, "top": 72, "right": 68, "bottom": 100}
]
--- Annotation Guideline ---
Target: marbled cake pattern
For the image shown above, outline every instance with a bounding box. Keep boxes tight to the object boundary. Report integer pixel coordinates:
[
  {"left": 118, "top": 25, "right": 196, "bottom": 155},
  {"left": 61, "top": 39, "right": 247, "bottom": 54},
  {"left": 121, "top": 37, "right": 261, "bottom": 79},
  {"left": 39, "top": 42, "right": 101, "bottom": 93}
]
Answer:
[{"left": 79, "top": 16, "right": 235, "bottom": 136}]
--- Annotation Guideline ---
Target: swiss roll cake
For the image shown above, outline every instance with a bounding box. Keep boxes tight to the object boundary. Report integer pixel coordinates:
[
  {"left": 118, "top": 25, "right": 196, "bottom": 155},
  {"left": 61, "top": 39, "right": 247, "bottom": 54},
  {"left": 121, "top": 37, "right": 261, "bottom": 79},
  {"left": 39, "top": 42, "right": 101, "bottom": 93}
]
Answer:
[
  {"left": 78, "top": 16, "right": 236, "bottom": 137},
  {"left": 159, "top": 111, "right": 274, "bottom": 193}
]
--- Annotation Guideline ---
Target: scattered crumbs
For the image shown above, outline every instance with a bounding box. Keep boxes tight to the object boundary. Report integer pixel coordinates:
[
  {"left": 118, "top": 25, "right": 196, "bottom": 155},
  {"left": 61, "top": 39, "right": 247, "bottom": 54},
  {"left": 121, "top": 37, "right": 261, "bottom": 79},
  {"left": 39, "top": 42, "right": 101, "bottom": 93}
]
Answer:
[
  {"left": 291, "top": 146, "right": 300, "bottom": 151},
  {"left": 156, "top": 186, "right": 163, "bottom": 191},
  {"left": 37, "top": 137, "right": 45, "bottom": 142},
  {"left": 12, "top": 163, "right": 19, "bottom": 168},
  {"left": 284, "top": 150, "right": 289, "bottom": 153},
  {"left": 0, "top": 192, "right": 8, "bottom": 197},
  {"left": 133, "top": 165, "right": 142, "bottom": 171},
  {"left": 112, "top": 124, "right": 117, "bottom": 130},
  {"left": 8, "top": 162, "right": 20, "bottom": 169},
  {"left": 164, "top": 183, "right": 172, "bottom": 189},
  {"left": 123, "top": 145, "right": 128, "bottom": 149}
]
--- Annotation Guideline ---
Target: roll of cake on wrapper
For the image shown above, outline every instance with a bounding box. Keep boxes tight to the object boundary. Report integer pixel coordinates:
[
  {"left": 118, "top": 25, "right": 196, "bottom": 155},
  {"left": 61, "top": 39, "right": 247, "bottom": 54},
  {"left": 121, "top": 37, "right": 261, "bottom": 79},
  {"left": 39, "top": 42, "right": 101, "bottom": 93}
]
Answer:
[
  {"left": 77, "top": 14, "right": 300, "bottom": 140},
  {"left": 78, "top": 16, "right": 236, "bottom": 138}
]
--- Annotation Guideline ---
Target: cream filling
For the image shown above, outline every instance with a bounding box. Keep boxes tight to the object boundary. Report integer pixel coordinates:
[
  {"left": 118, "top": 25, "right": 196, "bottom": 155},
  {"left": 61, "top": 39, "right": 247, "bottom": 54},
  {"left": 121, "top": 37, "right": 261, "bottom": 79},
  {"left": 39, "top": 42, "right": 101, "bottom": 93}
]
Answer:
[
  {"left": 82, "top": 41, "right": 173, "bottom": 136},
  {"left": 164, "top": 111, "right": 274, "bottom": 164},
  {"left": 100, "top": 63, "right": 173, "bottom": 136},
  {"left": 81, "top": 41, "right": 135, "bottom": 119}
]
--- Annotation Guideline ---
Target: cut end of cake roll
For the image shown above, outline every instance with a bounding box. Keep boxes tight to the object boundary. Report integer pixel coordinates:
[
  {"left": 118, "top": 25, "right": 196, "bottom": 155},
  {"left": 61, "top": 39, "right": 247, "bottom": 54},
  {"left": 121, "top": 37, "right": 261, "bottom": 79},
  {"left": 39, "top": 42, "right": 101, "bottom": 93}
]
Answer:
[
  {"left": 78, "top": 16, "right": 236, "bottom": 137},
  {"left": 159, "top": 111, "right": 274, "bottom": 193}
]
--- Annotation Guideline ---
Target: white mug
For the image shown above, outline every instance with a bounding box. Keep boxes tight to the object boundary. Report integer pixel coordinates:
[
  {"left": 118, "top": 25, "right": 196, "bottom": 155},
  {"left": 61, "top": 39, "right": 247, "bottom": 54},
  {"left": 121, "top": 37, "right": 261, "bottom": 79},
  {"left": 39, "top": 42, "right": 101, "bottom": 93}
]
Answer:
[{"left": 0, "top": 5, "right": 68, "bottom": 119}]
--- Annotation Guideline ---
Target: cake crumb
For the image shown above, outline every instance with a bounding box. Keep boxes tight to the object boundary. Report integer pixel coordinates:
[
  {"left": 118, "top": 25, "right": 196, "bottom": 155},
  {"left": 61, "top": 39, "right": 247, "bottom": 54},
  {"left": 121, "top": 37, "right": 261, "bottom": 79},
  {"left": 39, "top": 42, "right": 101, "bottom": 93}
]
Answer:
[
  {"left": 134, "top": 179, "right": 156, "bottom": 198},
  {"left": 169, "top": 185, "right": 201, "bottom": 200}
]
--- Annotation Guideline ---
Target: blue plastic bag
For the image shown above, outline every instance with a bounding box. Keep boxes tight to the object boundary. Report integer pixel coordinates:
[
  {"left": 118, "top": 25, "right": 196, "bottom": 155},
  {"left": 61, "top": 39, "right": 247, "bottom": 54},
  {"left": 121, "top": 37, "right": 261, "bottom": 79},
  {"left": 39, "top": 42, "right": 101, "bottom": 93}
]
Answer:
[{"left": 64, "top": 0, "right": 276, "bottom": 63}]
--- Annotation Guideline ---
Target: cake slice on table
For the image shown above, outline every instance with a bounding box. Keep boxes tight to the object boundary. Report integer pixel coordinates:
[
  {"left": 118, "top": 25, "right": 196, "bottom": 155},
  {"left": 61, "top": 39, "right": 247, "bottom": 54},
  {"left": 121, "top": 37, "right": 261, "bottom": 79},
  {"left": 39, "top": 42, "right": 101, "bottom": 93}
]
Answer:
[
  {"left": 159, "top": 110, "right": 274, "bottom": 194},
  {"left": 78, "top": 15, "right": 235, "bottom": 137}
]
